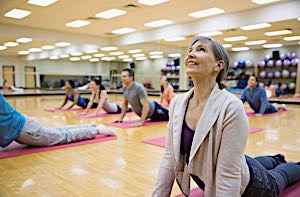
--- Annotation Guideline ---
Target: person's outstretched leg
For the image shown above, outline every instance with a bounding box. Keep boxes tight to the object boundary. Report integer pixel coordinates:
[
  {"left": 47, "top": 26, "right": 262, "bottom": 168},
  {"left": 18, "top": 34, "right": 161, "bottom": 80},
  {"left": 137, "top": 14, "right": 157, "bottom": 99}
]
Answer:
[
  {"left": 269, "top": 162, "right": 300, "bottom": 193},
  {"left": 253, "top": 154, "right": 287, "bottom": 169}
]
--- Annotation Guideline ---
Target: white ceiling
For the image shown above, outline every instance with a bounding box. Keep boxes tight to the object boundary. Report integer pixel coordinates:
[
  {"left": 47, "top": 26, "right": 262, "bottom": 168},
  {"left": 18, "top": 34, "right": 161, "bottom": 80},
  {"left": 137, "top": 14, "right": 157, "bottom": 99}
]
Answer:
[{"left": 0, "top": 0, "right": 299, "bottom": 61}]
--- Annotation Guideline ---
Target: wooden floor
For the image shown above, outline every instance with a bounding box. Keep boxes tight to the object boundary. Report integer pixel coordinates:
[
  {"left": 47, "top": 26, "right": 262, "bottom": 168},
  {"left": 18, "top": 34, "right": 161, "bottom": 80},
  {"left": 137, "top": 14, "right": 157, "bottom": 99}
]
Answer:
[{"left": 1, "top": 94, "right": 299, "bottom": 196}]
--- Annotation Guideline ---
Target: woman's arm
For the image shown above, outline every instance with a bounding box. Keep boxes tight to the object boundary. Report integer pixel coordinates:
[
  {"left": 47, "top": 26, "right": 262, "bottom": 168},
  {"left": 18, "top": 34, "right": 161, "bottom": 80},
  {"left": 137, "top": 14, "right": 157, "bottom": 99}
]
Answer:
[
  {"left": 152, "top": 98, "right": 176, "bottom": 197},
  {"left": 83, "top": 91, "right": 96, "bottom": 114},
  {"left": 94, "top": 90, "right": 108, "bottom": 114},
  {"left": 216, "top": 100, "right": 249, "bottom": 196},
  {"left": 67, "top": 90, "right": 79, "bottom": 110},
  {"left": 58, "top": 94, "right": 68, "bottom": 109}
]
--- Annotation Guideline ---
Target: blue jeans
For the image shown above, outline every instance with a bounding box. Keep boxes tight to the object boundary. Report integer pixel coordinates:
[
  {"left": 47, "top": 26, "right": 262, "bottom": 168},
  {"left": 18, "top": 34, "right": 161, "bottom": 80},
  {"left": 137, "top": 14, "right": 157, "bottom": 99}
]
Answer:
[
  {"left": 242, "top": 155, "right": 300, "bottom": 197},
  {"left": 150, "top": 102, "right": 169, "bottom": 121}
]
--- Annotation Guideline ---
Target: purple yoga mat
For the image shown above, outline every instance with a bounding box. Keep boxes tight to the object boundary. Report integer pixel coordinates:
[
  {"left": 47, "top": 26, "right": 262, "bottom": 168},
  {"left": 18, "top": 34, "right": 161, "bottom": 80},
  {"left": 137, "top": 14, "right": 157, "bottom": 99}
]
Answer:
[
  {"left": 246, "top": 109, "right": 288, "bottom": 117},
  {"left": 44, "top": 108, "right": 83, "bottom": 112},
  {"left": 107, "top": 119, "right": 167, "bottom": 128},
  {"left": 175, "top": 181, "right": 300, "bottom": 197},
  {"left": 0, "top": 134, "right": 116, "bottom": 159},
  {"left": 142, "top": 127, "right": 263, "bottom": 148}
]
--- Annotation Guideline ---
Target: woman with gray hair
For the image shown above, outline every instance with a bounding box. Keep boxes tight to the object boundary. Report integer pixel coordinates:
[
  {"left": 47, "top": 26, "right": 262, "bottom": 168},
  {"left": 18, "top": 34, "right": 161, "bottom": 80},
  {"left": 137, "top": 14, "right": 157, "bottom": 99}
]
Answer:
[{"left": 152, "top": 36, "right": 300, "bottom": 197}]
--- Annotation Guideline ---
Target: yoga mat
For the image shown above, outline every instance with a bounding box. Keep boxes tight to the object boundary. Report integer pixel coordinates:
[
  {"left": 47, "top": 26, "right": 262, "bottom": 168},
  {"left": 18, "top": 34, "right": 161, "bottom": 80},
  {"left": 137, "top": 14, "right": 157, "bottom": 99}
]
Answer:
[
  {"left": 107, "top": 119, "right": 167, "bottom": 128},
  {"left": 175, "top": 181, "right": 300, "bottom": 197},
  {"left": 0, "top": 134, "right": 116, "bottom": 159},
  {"left": 246, "top": 109, "right": 288, "bottom": 117},
  {"left": 142, "top": 127, "right": 263, "bottom": 148},
  {"left": 78, "top": 111, "right": 134, "bottom": 119},
  {"left": 44, "top": 108, "right": 83, "bottom": 112}
]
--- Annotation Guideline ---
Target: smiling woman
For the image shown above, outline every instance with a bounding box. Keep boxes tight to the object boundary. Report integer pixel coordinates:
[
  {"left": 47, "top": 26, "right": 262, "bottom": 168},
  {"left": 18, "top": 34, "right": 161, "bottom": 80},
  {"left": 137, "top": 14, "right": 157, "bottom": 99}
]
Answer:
[{"left": 152, "top": 36, "right": 300, "bottom": 197}]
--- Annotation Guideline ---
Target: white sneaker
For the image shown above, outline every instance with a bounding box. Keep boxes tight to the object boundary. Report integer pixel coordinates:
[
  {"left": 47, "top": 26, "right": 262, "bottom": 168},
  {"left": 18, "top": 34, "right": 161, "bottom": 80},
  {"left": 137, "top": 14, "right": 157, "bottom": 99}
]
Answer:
[{"left": 96, "top": 124, "right": 116, "bottom": 136}]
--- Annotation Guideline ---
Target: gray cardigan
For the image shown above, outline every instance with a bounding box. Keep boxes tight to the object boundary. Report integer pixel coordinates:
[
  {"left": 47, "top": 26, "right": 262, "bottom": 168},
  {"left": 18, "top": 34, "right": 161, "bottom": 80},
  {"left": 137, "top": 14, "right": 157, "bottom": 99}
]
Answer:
[{"left": 152, "top": 83, "right": 250, "bottom": 197}]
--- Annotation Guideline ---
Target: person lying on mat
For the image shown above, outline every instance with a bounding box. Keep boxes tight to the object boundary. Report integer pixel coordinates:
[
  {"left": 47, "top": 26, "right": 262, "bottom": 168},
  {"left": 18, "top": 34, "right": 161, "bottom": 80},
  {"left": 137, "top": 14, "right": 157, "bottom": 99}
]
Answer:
[
  {"left": 160, "top": 76, "right": 175, "bottom": 106},
  {"left": 152, "top": 36, "right": 300, "bottom": 197},
  {"left": 0, "top": 94, "right": 116, "bottom": 148},
  {"left": 81, "top": 79, "right": 131, "bottom": 116},
  {"left": 115, "top": 68, "right": 169, "bottom": 127},
  {"left": 58, "top": 80, "right": 97, "bottom": 110},
  {"left": 240, "top": 75, "right": 286, "bottom": 116}
]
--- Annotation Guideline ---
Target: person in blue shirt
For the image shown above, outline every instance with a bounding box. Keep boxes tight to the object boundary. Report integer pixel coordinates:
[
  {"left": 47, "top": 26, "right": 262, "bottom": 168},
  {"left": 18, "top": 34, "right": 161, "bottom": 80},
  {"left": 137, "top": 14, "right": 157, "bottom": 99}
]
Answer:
[
  {"left": 58, "top": 80, "right": 97, "bottom": 110},
  {"left": 0, "top": 94, "right": 115, "bottom": 148},
  {"left": 240, "top": 75, "right": 286, "bottom": 116}
]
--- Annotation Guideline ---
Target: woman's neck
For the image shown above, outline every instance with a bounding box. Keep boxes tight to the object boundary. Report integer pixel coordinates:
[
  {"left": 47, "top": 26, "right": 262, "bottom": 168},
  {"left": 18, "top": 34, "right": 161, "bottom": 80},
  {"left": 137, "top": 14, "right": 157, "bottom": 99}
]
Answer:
[{"left": 191, "top": 77, "right": 215, "bottom": 104}]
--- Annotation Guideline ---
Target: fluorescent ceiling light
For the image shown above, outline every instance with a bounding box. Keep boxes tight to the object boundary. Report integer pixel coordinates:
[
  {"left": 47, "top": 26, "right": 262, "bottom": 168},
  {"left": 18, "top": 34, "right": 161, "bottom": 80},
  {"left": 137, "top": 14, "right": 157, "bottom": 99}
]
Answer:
[
  {"left": 0, "top": 46, "right": 7, "bottom": 50},
  {"left": 4, "top": 42, "right": 19, "bottom": 47},
  {"left": 18, "top": 50, "right": 29, "bottom": 55},
  {"left": 118, "top": 55, "right": 129, "bottom": 59},
  {"left": 101, "top": 47, "right": 118, "bottom": 51},
  {"left": 55, "top": 42, "right": 70, "bottom": 47},
  {"left": 112, "top": 28, "right": 135, "bottom": 34},
  {"left": 241, "top": 23, "right": 271, "bottom": 31},
  {"left": 70, "top": 57, "right": 80, "bottom": 61},
  {"left": 85, "top": 49, "right": 98, "bottom": 54},
  {"left": 60, "top": 54, "right": 69, "bottom": 58},
  {"left": 150, "top": 55, "right": 163, "bottom": 59},
  {"left": 189, "top": 7, "right": 224, "bottom": 18},
  {"left": 41, "top": 45, "right": 55, "bottom": 50},
  {"left": 132, "top": 53, "right": 145, "bottom": 57},
  {"left": 262, "top": 43, "right": 283, "bottom": 48},
  {"left": 128, "top": 49, "right": 141, "bottom": 53},
  {"left": 224, "top": 36, "right": 247, "bottom": 42},
  {"left": 16, "top": 37, "right": 32, "bottom": 43},
  {"left": 135, "top": 57, "right": 147, "bottom": 60},
  {"left": 251, "top": 0, "right": 280, "bottom": 5},
  {"left": 81, "top": 55, "right": 92, "bottom": 60},
  {"left": 109, "top": 51, "right": 124, "bottom": 56},
  {"left": 222, "top": 44, "right": 232, "bottom": 48},
  {"left": 123, "top": 58, "right": 133, "bottom": 62},
  {"left": 245, "top": 40, "right": 267, "bottom": 45},
  {"left": 28, "top": 48, "right": 42, "bottom": 52},
  {"left": 27, "top": 0, "right": 58, "bottom": 7},
  {"left": 4, "top": 9, "right": 31, "bottom": 19},
  {"left": 90, "top": 58, "right": 100, "bottom": 62},
  {"left": 65, "top": 20, "right": 90, "bottom": 28},
  {"left": 168, "top": 53, "right": 181, "bottom": 57},
  {"left": 93, "top": 53, "right": 105, "bottom": 57},
  {"left": 164, "top": 37, "right": 186, "bottom": 42},
  {"left": 198, "top": 31, "right": 223, "bottom": 37},
  {"left": 101, "top": 57, "right": 116, "bottom": 61},
  {"left": 70, "top": 52, "right": 83, "bottom": 56},
  {"left": 149, "top": 51, "right": 163, "bottom": 55},
  {"left": 96, "top": 9, "right": 126, "bottom": 19},
  {"left": 232, "top": 47, "right": 249, "bottom": 51},
  {"left": 49, "top": 56, "right": 59, "bottom": 60},
  {"left": 265, "top": 30, "right": 292, "bottom": 36},
  {"left": 138, "top": 0, "right": 169, "bottom": 6},
  {"left": 283, "top": 36, "right": 300, "bottom": 41},
  {"left": 144, "top": 19, "right": 173, "bottom": 27}
]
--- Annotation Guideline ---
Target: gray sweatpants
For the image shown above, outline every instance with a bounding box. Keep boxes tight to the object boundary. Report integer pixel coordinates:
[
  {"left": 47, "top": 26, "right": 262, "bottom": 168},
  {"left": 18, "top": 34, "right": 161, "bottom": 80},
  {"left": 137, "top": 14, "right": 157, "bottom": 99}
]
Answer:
[{"left": 16, "top": 117, "right": 97, "bottom": 146}]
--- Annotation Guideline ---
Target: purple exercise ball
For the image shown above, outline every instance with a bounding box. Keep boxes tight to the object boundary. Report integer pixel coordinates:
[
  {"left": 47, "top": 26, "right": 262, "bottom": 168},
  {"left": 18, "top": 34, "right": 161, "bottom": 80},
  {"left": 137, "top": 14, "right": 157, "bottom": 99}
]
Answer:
[
  {"left": 258, "top": 61, "right": 266, "bottom": 67},
  {"left": 259, "top": 71, "right": 267, "bottom": 78},
  {"left": 290, "top": 71, "right": 297, "bottom": 78},
  {"left": 280, "top": 53, "right": 286, "bottom": 60},
  {"left": 264, "top": 54, "right": 271, "bottom": 62},
  {"left": 283, "top": 59, "right": 290, "bottom": 67},
  {"left": 274, "top": 71, "right": 281, "bottom": 78},
  {"left": 291, "top": 58, "right": 299, "bottom": 66},
  {"left": 275, "top": 60, "right": 282, "bottom": 67},
  {"left": 267, "top": 72, "right": 274, "bottom": 78},
  {"left": 267, "top": 60, "right": 274, "bottom": 67}
]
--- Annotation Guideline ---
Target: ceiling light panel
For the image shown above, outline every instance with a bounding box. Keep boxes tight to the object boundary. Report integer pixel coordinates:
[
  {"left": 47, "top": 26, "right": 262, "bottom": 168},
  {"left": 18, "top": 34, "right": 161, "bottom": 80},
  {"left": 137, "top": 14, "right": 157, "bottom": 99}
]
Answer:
[
  {"left": 27, "top": 0, "right": 58, "bottom": 7},
  {"left": 189, "top": 7, "right": 224, "bottom": 18},
  {"left": 251, "top": 0, "right": 280, "bottom": 5},
  {"left": 101, "top": 47, "right": 118, "bottom": 51},
  {"left": 283, "top": 36, "right": 300, "bottom": 41},
  {"left": 41, "top": 45, "right": 55, "bottom": 50},
  {"left": 222, "top": 44, "right": 232, "bottom": 48},
  {"left": 144, "top": 19, "right": 173, "bottom": 27},
  {"left": 245, "top": 40, "right": 267, "bottom": 45},
  {"left": 4, "top": 9, "right": 31, "bottom": 19},
  {"left": 232, "top": 47, "right": 249, "bottom": 51},
  {"left": 18, "top": 50, "right": 29, "bottom": 55},
  {"left": 55, "top": 42, "right": 70, "bottom": 47},
  {"left": 28, "top": 48, "right": 42, "bottom": 52},
  {"left": 263, "top": 43, "right": 283, "bottom": 48},
  {"left": 138, "top": 0, "right": 169, "bottom": 6},
  {"left": 241, "top": 23, "right": 271, "bottom": 30},
  {"left": 128, "top": 49, "right": 142, "bottom": 53},
  {"left": 96, "top": 9, "right": 126, "bottom": 19},
  {"left": 65, "top": 20, "right": 90, "bottom": 28},
  {"left": 112, "top": 28, "right": 135, "bottom": 34},
  {"left": 0, "top": 46, "right": 7, "bottom": 50},
  {"left": 224, "top": 36, "right": 247, "bottom": 42},
  {"left": 265, "top": 30, "right": 292, "bottom": 36},
  {"left": 149, "top": 51, "right": 163, "bottom": 55},
  {"left": 164, "top": 37, "right": 186, "bottom": 42},
  {"left": 4, "top": 42, "right": 19, "bottom": 47},
  {"left": 16, "top": 37, "right": 32, "bottom": 43},
  {"left": 198, "top": 31, "right": 223, "bottom": 37}
]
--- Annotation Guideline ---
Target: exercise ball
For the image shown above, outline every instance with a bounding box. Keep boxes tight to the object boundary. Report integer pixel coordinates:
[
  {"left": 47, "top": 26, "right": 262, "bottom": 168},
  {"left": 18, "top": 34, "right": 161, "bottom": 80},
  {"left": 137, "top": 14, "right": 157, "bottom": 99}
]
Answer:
[
  {"left": 291, "top": 58, "right": 299, "bottom": 66},
  {"left": 264, "top": 54, "right": 271, "bottom": 61},
  {"left": 238, "top": 60, "right": 246, "bottom": 69},
  {"left": 259, "top": 82, "right": 265, "bottom": 88},
  {"left": 259, "top": 71, "right": 267, "bottom": 78},
  {"left": 258, "top": 61, "right": 266, "bottom": 67},
  {"left": 280, "top": 53, "right": 286, "bottom": 60},
  {"left": 267, "top": 60, "right": 274, "bottom": 67},
  {"left": 281, "top": 83, "right": 288, "bottom": 90},
  {"left": 291, "top": 52, "right": 297, "bottom": 59},
  {"left": 274, "top": 84, "right": 279, "bottom": 89},
  {"left": 267, "top": 72, "right": 274, "bottom": 78},
  {"left": 245, "top": 60, "right": 253, "bottom": 67},
  {"left": 282, "top": 70, "right": 290, "bottom": 78},
  {"left": 232, "top": 62, "right": 239, "bottom": 68},
  {"left": 289, "top": 82, "right": 296, "bottom": 90},
  {"left": 275, "top": 60, "right": 282, "bottom": 67},
  {"left": 287, "top": 52, "right": 293, "bottom": 60},
  {"left": 290, "top": 71, "right": 297, "bottom": 78},
  {"left": 283, "top": 59, "right": 290, "bottom": 67},
  {"left": 274, "top": 71, "right": 281, "bottom": 78}
]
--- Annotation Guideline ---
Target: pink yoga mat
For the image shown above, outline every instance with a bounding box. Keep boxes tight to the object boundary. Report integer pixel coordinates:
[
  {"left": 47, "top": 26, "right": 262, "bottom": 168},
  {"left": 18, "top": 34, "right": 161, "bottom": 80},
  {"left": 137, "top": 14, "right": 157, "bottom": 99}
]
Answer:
[
  {"left": 175, "top": 181, "right": 300, "bottom": 197},
  {"left": 0, "top": 134, "right": 116, "bottom": 159},
  {"left": 142, "top": 128, "right": 263, "bottom": 148},
  {"left": 107, "top": 119, "right": 167, "bottom": 128},
  {"left": 78, "top": 112, "right": 134, "bottom": 119},
  {"left": 44, "top": 108, "right": 83, "bottom": 112},
  {"left": 246, "top": 109, "right": 288, "bottom": 117}
]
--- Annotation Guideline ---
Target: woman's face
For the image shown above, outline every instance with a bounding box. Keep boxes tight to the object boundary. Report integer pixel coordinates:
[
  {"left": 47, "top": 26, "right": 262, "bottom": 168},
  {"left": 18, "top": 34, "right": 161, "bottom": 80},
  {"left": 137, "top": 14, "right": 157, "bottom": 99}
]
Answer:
[
  {"left": 185, "top": 40, "right": 218, "bottom": 78},
  {"left": 248, "top": 76, "right": 258, "bottom": 88},
  {"left": 65, "top": 81, "right": 72, "bottom": 90},
  {"left": 160, "top": 79, "right": 167, "bottom": 86},
  {"left": 89, "top": 81, "right": 98, "bottom": 91}
]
